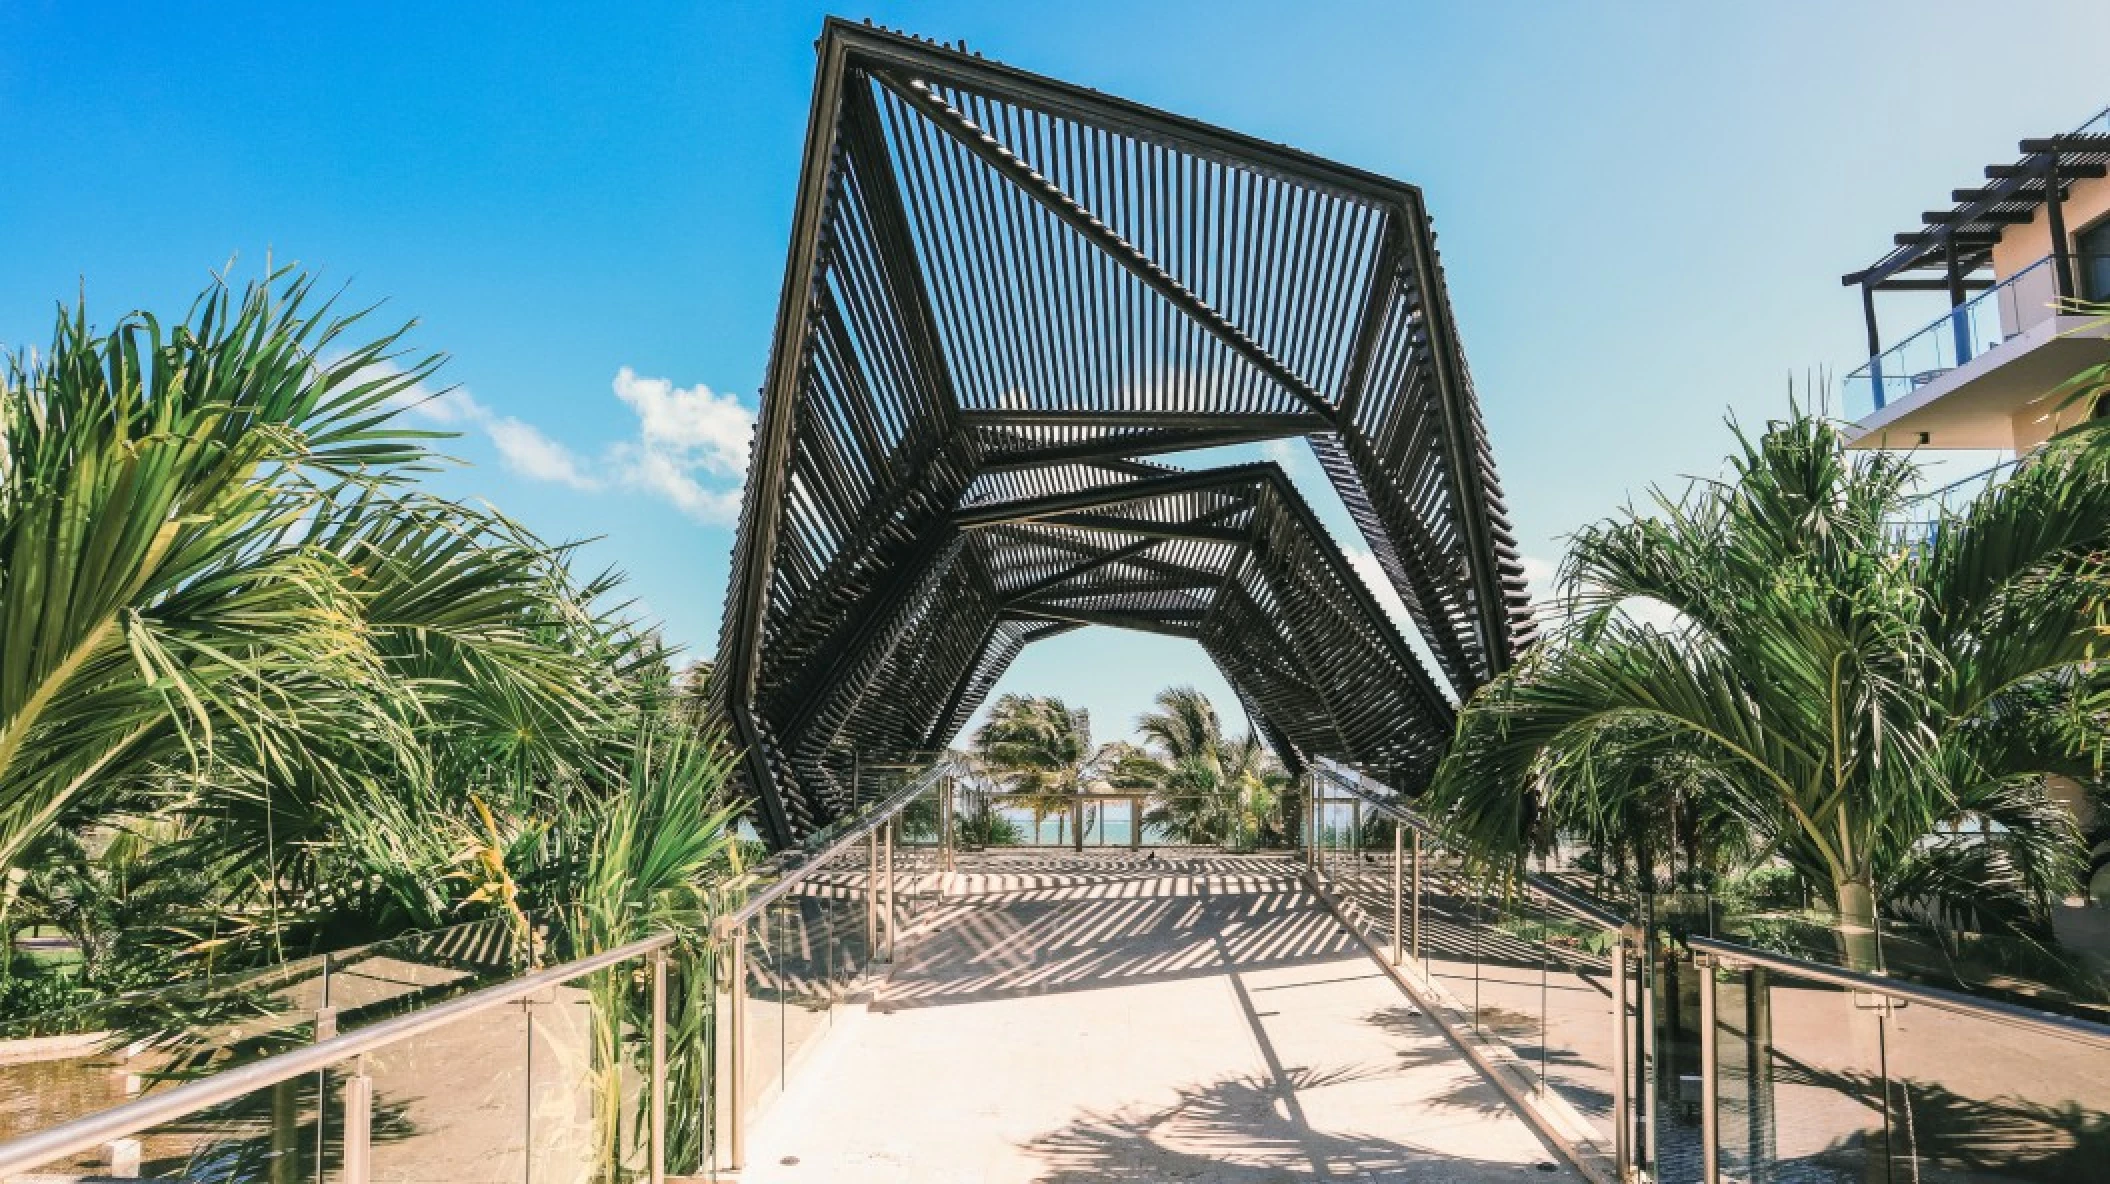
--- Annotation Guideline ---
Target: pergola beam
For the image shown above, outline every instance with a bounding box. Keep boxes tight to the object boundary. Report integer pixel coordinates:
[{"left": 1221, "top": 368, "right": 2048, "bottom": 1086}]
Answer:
[
  {"left": 954, "top": 463, "right": 1272, "bottom": 528},
  {"left": 878, "top": 71, "right": 1339, "bottom": 423}
]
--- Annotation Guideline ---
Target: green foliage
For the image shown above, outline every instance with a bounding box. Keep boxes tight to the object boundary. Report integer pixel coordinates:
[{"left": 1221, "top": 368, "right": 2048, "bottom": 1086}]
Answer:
[
  {"left": 1128, "top": 687, "right": 1290, "bottom": 849},
  {"left": 973, "top": 694, "right": 1110, "bottom": 848},
  {"left": 1430, "top": 408, "right": 2110, "bottom": 958}
]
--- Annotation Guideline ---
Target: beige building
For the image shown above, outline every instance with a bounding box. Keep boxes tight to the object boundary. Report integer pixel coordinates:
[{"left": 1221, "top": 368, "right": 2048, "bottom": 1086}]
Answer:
[{"left": 1844, "top": 106, "right": 2110, "bottom": 454}]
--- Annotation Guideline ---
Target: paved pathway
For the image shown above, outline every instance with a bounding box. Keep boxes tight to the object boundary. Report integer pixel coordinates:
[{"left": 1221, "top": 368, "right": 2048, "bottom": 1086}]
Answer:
[{"left": 740, "top": 851, "right": 1573, "bottom": 1183}]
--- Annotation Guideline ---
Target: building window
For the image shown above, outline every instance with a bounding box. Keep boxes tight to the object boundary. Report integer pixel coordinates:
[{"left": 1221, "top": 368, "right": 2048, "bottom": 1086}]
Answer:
[{"left": 2078, "top": 215, "right": 2110, "bottom": 304}]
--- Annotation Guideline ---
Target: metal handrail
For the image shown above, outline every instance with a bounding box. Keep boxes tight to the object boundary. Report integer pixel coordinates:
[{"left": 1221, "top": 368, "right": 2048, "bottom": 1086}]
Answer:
[
  {"left": 714, "top": 762, "right": 947, "bottom": 936},
  {"left": 0, "top": 932, "right": 673, "bottom": 1179},
  {"left": 1311, "top": 760, "right": 1631, "bottom": 933},
  {"left": 1688, "top": 934, "right": 2110, "bottom": 1052}
]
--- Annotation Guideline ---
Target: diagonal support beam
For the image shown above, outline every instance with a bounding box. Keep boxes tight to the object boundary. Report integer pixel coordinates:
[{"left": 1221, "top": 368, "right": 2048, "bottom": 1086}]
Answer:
[
  {"left": 879, "top": 71, "right": 1338, "bottom": 423},
  {"left": 954, "top": 463, "right": 1271, "bottom": 528},
  {"left": 1007, "top": 605, "right": 1203, "bottom": 639}
]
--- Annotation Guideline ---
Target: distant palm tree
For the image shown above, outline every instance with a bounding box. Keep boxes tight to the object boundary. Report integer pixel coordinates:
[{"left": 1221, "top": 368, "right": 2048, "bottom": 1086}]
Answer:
[
  {"left": 1132, "top": 687, "right": 1288, "bottom": 850},
  {"left": 974, "top": 695, "right": 1109, "bottom": 851},
  {"left": 1429, "top": 410, "right": 2110, "bottom": 965}
]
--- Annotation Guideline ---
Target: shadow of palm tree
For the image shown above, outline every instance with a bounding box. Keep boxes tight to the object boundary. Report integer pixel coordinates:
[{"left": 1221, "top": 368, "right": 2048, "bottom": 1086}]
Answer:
[
  {"left": 1764, "top": 1061, "right": 2110, "bottom": 1183},
  {"left": 1019, "top": 1065, "right": 1572, "bottom": 1182}
]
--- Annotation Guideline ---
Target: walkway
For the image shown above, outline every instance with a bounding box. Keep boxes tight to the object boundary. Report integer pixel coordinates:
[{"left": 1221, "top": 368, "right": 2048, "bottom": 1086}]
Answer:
[{"left": 740, "top": 851, "right": 1574, "bottom": 1183}]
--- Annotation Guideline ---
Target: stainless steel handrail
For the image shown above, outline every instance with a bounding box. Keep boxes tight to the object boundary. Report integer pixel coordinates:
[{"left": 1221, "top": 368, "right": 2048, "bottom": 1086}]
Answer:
[
  {"left": 714, "top": 761, "right": 947, "bottom": 935},
  {"left": 0, "top": 932, "right": 674, "bottom": 1179},
  {"left": 1311, "top": 760, "right": 1631, "bottom": 932},
  {"left": 1688, "top": 934, "right": 2110, "bottom": 1051}
]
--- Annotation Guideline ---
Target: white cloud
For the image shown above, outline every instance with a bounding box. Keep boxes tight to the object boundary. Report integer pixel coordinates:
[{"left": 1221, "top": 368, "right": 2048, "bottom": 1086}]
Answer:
[
  {"left": 605, "top": 367, "right": 755, "bottom": 524},
  {"left": 418, "top": 388, "right": 598, "bottom": 491},
  {"left": 360, "top": 358, "right": 754, "bottom": 520}
]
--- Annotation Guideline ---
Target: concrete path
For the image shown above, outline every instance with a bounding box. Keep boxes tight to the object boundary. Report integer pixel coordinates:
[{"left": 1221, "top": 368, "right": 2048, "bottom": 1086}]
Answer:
[{"left": 740, "top": 851, "right": 1572, "bottom": 1183}]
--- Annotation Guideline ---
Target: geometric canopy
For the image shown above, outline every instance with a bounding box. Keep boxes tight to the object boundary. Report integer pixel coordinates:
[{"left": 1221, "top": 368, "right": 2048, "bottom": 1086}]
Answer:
[{"left": 709, "top": 20, "right": 1536, "bottom": 845}]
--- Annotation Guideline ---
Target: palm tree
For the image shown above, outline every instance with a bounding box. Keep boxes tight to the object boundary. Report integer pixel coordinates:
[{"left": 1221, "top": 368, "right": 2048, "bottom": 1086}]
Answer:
[
  {"left": 973, "top": 695, "right": 1108, "bottom": 851},
  {"left": 0, "top": 271, "right": 469, "bottom": 872},
  {"left": 1428, "top": 410, "right": 2110, "bottom": 966},
  {"left": 1132, "top": 687, "right": 1289, "bottom": 850}
]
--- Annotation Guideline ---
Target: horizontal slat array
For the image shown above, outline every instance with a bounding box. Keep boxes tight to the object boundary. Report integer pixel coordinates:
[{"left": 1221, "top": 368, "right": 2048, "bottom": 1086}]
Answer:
[{"left": 711, "top": 20, "right": 1533, "bottom": 844}]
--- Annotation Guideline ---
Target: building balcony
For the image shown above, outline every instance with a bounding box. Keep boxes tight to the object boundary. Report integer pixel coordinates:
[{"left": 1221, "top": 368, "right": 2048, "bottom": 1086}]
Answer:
[{"left": 1844, "top": 254, "right": 2110, "bottom": 450}]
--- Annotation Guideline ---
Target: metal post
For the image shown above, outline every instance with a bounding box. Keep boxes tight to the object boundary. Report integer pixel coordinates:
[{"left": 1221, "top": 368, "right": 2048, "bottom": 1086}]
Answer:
[
  {"left": 865, "top": 831, "right": 878, "bottom": 955},
  {"left": 1698, "top": 952, "right": 1720, "bottom": 1184},
  {"left": 1611, "top": 937, "right": 1632, "bottom": 1181},
  {"left": 1641, "top": 946, "right": 1659, "bottom": 1174},
  {"left": 940, "top": 777, "right": 955, "bottom": 876},
  {"left": 2046, "top": 162, "right": 2075, "bottom": 301},
  {"left": 650, "top": 949, "right": 667, "bottom": 1184},
  {"left": 881, "top": 818, "right": 896, "bottom": 963},
  {"left": 1945, "top": 239, "right": 1973, "bottom": 364},
  {"left": 1409, "top": 830, "right": 1423, "bottom": 963},
  {"left": 1390, "top": 824, "right": 1404, "bottom": 965},
  {"left": 342, "top": 1059, "right": 372, "bottom": 1184},
  {"left": 1861, "top": 281, "right": 1887, "bottom": 410},
  {"left": 727, "top": 924, "right": 748, "bottom": 1173}
]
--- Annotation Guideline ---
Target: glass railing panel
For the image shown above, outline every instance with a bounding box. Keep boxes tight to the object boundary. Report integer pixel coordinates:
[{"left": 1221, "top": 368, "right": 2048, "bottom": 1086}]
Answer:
[
  {"left": 62, "top": 1077, "right": 325, "bottom": 1183},
  {"left": 1478, "top": 891, "right": 1549, "bottom": 1085},
  {"left": 1843, "top": 256, "right": 2058, "bottom": 419},
  {"left": 739, "top": 915, "right": 784, "bottom": 1126},
  {"left": 1522, "top": 890, "right": 1621, "bottom": 1145},
  {"left": 1726, "top": 967, "right": 1887, "bottom": 1181},
  {"left": 773, "top": 896, "right": 831, "bottom": 1101},
  {"left": 0, "top": 955, "right": 330, "bottom": 1147},
  {"left": 1880, "top": 998, "right": 2110, "bottom": 1182},
  {"left": 523, "top": 956, "right": 653, "bottom": 1183},
  {"left": 1422, "top": 851, "right": 1482, "bottom": 1022},
  {"left": 327, "top": 916, "right": 530, "bottom": 1034},
  {"left": 360, "top": 985, "right": 533, "bottom": 1183}
]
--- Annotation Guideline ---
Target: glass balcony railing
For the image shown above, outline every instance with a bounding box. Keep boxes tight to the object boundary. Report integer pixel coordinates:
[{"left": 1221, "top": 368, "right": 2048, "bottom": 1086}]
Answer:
[{"left": 1844, "top": 257, "right": 2060, "bottom": 422}]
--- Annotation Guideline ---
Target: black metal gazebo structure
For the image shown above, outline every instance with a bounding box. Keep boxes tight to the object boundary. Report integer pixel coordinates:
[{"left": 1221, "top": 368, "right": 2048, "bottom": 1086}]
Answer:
[{"left": 710, "top": 20, "right": 1536, "bottom": 846}]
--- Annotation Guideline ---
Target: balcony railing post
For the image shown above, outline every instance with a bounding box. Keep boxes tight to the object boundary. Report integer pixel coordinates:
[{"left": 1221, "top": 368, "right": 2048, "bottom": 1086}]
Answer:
[
  {"left": 1611, "top": 935, "right": 1632, "bottom": 1181},
  {"left": 1641, "top": 939, "right": 1659, "bottom": 1175},
  {"left": 940, "top": 776, "right": 955, "bottom": 876},
  {"left": 866, "top": 830, "right": 879, "bottom": 955},
  {"left": 342, "top": 1056, "right": 372, "bottom": 1184},
  {"left": 726, "top": 923, "right": 748, "bottom": 1173},
  {"left": 1409, "top": 829, "right": 1422, "bottom": 963},
  {"left": 650, "top": 948, "right": 667, "bottom": 1184},
  {"left": 1698, "top": 951, "right": 1720, "bottom": 1184},
  {"left": 881, "top": 817, "right": 896, "bottom": 964},
  {"left": 1390, "top": 823, "right": 1404, "bottom": 966}
]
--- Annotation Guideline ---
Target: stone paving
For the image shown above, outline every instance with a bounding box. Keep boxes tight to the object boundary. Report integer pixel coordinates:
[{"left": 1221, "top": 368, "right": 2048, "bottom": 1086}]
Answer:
[{"left": 739, "top": 851, "right": 1574, "bottom": 1183}]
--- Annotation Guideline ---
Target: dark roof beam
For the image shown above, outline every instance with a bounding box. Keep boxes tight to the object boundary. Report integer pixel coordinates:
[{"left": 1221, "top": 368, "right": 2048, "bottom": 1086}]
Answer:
[
  {"left": 1006, "top": 605, "right": 1201, "bottom": 639},
  {"left": 954, "top": 462, "right": 1272, "bottom": 528}
]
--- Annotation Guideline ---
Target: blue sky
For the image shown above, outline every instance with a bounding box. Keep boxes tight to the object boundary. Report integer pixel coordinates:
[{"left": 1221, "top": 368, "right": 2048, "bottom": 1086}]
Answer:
[{"left": 5, "top": 1, "right": 2107, "bottom": 747}]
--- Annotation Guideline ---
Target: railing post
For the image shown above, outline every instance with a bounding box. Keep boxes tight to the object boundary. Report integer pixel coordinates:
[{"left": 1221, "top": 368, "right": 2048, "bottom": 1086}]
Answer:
[
  {"left": 1409, "top": 829, "right": 1423, "bottom": 963},
  {"left": 650, "top": 948, "right": 667, "bottom": 1184},
  {"left": 1641, "top": 942, "right": 1659, "bottom": 1175},
  {"left": 342, "top": 1056, "right": 372, "bottom": 1184},
  {"left": 866, "top": 830, "right": 879, "bottom": 955},
  {"left": 1698, "top": 951, "right": 1720, "bottom": 1184},
  {"left": 1611, "top": 934, "right": 1632, "bottom": 1182},
  {"left": 881, "top": 817, "right": 896, "bottom": 964},
  {"left": 727, "top": 923, "right": 748, "bottom": 1173},
  {"left": 940, "top": 776, "right": 956, "bottom": 875},
  {"left": 1390, "top": 824, "right": 1404, "bottom": 965}
]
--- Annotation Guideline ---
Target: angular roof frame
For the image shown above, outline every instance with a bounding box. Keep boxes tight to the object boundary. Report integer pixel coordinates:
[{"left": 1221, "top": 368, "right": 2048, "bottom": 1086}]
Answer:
[{"left": 710, "top": 20, "right": 1535, "bottom": 844}]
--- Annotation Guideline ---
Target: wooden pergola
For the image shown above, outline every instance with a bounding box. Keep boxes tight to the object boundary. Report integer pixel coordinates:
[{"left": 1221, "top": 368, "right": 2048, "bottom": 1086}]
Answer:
[{"left": 709, "top": 20, "right": 1535, "bottom": 845}]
